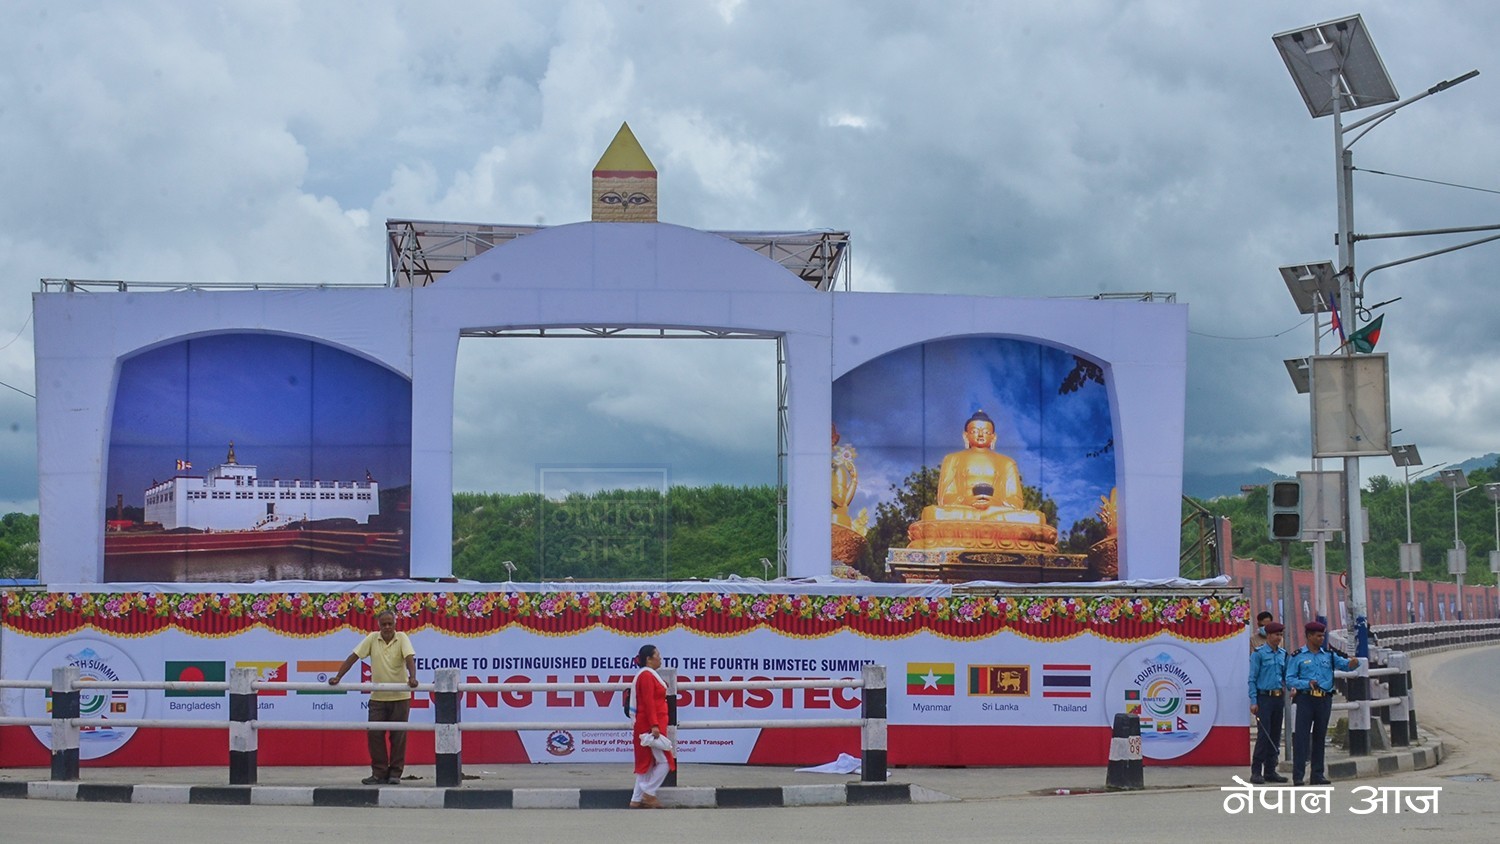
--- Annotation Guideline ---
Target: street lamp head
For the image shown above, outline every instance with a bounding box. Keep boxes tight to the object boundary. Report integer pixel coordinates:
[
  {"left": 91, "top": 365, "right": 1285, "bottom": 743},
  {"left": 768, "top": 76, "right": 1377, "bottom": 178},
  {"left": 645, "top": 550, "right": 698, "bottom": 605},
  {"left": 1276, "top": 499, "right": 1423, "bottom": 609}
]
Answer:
[
  {"left": 1279, "top": 262, "right": 1340, "bottom": 314},
  {"left": 1273, "top": 15, "right": 1399, "bottom": 118},
  {"left": 1485, "top": 482, "right": 1500, "bottom": 503},
  {"left": 1284, "top": 358, "right": 1311, "bottom": 394},
  {"left": 1439, "top": 468, "right": 1470, "bottom": 491},
  {"left": 1390, "top": 444, "right": 1422, "bottom": 467}
]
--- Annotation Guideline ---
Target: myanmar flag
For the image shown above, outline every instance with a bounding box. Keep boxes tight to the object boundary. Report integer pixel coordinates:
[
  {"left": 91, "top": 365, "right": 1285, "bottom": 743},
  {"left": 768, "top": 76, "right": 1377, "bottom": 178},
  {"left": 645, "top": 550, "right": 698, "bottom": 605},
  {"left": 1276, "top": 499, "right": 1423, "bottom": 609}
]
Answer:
[
  {"left": 906, "top": 663, "right": 955, "bottom": 696},
  {"left": 165, "top": 661, "right": 226, "bottom": 697}
]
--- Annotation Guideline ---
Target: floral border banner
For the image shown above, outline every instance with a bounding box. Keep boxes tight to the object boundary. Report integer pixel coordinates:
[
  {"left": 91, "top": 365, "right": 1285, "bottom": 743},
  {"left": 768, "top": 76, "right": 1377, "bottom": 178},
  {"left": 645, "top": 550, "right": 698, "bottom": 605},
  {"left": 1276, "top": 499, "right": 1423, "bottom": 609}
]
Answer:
[{"left": 1, "top": 590, "right": 1248, "bottom": 643}]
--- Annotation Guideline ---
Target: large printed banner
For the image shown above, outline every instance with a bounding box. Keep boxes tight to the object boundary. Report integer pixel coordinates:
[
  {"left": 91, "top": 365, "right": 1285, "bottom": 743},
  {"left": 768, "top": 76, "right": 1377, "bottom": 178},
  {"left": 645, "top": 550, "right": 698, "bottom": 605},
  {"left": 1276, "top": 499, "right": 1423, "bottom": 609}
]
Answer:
[{"left": 1, "top": 588, "right": 1249, "bottom": 767}]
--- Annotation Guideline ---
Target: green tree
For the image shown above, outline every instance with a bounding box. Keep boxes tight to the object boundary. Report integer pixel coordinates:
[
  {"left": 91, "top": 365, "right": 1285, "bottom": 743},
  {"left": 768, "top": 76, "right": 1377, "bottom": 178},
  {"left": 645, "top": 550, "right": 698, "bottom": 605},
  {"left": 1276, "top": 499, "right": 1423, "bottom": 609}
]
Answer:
[{"left": 0, "top": 512, "right": 40, "bottom": 580}]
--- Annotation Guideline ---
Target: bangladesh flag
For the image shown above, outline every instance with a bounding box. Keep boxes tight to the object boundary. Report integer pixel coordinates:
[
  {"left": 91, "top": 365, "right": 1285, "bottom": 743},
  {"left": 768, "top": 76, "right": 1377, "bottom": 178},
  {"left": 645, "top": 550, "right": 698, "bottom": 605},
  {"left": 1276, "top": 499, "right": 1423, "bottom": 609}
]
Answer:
[
  {"left": 165, "top": 660, "right": 226, "bottom": 697},
  {"left": 1349, "top": 314, "right": 1383, "bottom": 353},
  {"left": 906, "top": 662, "right": 955, "bottom": 696}
]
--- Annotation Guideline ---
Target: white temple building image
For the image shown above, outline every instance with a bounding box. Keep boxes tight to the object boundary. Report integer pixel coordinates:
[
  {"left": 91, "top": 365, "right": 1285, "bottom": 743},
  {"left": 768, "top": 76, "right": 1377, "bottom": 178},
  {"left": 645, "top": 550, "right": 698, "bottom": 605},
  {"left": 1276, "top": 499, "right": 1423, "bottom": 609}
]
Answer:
[{"left": 143, "top": 443, "right": 379, "bottom": 532}]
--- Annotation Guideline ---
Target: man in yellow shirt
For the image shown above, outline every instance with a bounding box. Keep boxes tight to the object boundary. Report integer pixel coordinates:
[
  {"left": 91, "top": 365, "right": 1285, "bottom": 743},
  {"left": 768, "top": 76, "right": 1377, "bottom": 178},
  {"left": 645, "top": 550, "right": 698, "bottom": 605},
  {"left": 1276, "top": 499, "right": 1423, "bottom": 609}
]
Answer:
[{"left": 329, "top": 611, "right": 418, "bottom": 785}]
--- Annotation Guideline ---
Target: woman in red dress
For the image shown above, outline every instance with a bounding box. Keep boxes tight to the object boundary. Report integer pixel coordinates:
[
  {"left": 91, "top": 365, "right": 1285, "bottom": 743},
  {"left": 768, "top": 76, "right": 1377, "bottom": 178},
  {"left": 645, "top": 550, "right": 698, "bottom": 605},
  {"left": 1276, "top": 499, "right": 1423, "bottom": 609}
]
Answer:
[{"left": 629, "top": 644, "right": 674, "bottom": 808}]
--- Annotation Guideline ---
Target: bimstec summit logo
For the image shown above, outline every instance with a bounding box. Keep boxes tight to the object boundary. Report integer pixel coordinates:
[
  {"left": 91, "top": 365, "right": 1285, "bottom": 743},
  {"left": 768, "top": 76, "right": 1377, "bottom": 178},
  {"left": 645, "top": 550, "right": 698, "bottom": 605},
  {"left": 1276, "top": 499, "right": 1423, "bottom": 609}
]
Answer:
[
  {"left": 1103, "top": 644, "right": 1218, "bottom": 760},
  {"left": 545, "top": 729, "right": 576, "bottom": 757},
  {"left": 23, "top": 638, "right": 146, "bottom": 760}
]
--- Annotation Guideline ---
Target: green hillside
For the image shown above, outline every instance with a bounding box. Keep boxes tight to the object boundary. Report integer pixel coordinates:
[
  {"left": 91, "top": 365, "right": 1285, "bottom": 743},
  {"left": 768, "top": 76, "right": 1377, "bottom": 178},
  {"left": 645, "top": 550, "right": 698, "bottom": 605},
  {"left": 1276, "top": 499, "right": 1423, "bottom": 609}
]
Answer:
[{"left": 1188, "top": 457, "right": 1500, "bottom": 585}]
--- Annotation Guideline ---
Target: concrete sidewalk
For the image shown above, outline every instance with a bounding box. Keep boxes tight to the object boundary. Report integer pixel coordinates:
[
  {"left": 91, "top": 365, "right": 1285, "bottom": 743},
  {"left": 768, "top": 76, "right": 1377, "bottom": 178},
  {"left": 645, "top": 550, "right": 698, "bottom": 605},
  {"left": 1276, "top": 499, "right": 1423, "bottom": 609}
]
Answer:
[{"left": 0, "top": 727, "right": 1446, "bottom": 809}]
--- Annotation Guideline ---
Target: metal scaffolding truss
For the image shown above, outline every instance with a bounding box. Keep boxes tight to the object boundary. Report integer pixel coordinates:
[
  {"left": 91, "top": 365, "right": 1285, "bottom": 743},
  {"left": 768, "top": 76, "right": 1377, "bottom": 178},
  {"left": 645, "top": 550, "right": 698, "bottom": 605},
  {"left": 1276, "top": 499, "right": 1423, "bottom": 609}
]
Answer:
[{"left": 387, "top": 219, "right": 851, "bottom": 291}]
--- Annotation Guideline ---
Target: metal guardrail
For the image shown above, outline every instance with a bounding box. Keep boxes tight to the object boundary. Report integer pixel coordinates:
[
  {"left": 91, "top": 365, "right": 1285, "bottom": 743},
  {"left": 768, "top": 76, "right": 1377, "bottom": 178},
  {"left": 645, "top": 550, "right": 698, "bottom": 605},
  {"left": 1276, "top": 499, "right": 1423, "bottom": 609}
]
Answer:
[
  {"left": 0, "top": 666, "right": 889, "bottom": 788},
  {"left": 1352, "top": 620, "right": 1500, "bottom": 653}
]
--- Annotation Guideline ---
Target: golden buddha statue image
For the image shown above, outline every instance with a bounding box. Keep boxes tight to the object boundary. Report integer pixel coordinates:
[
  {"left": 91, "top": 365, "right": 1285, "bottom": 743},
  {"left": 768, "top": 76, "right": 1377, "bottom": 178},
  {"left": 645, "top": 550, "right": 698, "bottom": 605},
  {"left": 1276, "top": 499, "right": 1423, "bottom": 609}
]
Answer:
[
  {"left": 830, "top": 423, "right": 871, "bottom": 579},
  {"left": 922, "top": 410, "right": 1042, "bottom": 524},
  {"left": 905, "top": 408, "right": 1058, "bottom": 553}
]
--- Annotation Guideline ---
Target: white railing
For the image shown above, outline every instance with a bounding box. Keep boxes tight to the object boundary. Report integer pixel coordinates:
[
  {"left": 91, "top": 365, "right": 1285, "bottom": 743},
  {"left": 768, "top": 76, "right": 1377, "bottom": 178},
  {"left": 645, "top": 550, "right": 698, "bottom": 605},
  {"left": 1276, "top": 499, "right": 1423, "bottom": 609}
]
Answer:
[{"left": 0, "top": 665, "right": 890, "bottom": 789}]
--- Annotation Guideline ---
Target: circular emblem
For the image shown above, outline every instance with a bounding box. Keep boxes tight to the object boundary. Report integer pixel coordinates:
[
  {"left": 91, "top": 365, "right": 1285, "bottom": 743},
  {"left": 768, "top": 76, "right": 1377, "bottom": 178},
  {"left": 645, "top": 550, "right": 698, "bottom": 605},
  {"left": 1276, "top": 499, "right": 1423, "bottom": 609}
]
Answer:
[
  {"left": 24, "top": 639, "right": 146, "bottom": 760},
  {"left": 1104, "top": 644, "right": 1217, "bottom": 760},
  {"left": 545, "top": 729, "right": 575, "bottom": 757}
]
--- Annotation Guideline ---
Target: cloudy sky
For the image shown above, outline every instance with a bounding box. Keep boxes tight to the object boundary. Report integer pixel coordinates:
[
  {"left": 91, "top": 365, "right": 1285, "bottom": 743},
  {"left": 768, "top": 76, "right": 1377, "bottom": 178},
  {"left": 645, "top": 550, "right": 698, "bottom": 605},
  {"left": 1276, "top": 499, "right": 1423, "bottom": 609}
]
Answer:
[{"left": 4, "top": 1, "right": 1499, "bottom": 514}]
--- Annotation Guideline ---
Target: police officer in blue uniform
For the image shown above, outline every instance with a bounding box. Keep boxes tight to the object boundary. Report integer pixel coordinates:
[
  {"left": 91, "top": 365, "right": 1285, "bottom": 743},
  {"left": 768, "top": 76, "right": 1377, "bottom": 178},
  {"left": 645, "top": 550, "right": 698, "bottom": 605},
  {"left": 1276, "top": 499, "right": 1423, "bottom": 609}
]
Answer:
[
  {"left": 1286, "top": 620, "right": 1360, "bottom": 786},
  {"left": 1247, "top": 621, "right": 1288, "bottom": 783}
]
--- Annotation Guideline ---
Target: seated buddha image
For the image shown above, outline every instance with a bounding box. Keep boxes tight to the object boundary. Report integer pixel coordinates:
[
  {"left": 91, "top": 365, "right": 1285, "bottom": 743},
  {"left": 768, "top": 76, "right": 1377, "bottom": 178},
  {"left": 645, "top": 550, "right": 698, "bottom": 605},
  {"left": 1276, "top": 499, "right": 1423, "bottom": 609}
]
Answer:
[{"left": 907, "top": 408, "right": 1057, "bottom": 551}]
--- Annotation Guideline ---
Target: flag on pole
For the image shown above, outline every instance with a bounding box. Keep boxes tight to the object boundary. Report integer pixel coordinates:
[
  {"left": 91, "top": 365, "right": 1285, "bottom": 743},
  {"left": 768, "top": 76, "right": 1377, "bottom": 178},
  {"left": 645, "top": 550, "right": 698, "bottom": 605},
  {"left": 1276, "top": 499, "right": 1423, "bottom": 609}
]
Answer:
[
  {"left": 176, "top": 459, "right": 192, "bottom": 471},
  {"left": 1349, "top": 314, "right": 1384, "bottom": 353},
  {"left": 1327, "top": 293, "right": 1346, "bottom": 345}
]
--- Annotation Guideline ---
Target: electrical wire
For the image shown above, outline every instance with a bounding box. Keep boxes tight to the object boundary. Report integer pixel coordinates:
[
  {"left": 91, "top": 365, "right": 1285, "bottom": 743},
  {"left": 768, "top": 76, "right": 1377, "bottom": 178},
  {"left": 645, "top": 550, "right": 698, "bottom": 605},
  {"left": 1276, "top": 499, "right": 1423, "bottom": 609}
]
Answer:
[
  {"left": 0, "top": 311, "right": 32, "bottom": 352},
  {"left": 1189, "top": 315, "right": 1312, "bottom": 341},
  {"left": 0, "top": 378, "right": 34, "bottom": 399},
  {"left": 1354, "top": 166, "right": 1500, "bottom": 197}
]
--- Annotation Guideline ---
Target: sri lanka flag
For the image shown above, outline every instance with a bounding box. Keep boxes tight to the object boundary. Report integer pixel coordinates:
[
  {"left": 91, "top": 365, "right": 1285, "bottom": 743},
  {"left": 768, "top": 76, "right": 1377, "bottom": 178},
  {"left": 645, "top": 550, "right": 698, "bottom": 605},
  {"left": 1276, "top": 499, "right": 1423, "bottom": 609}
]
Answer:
[{"left": 906, "top": 663, "right": 955, "bottom": 696}]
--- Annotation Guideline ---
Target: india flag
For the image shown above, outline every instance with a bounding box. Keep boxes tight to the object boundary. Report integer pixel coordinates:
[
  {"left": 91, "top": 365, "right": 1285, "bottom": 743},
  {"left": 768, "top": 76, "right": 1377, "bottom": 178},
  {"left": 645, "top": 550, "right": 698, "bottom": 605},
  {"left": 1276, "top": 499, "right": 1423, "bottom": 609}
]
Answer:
[
  {"left": 293, "top": 660, "right": 346, "bottom": 695},
  {"left": 906, "top": 663, "right": 955, "bottom": 696}
]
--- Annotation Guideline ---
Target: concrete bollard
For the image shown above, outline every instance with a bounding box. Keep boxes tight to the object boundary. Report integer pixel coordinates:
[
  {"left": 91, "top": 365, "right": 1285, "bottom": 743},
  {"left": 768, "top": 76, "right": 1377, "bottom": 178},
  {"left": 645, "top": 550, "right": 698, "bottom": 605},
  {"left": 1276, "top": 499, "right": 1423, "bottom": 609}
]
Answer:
[
  {"left": 229, "top": 666, "right": 258, "bottom": 784},
  {"left": 1105, "top": 712, "right": 1143, "bottom": 790},
  {"left": 434, "top": 668, "right": 462, "bottom": 788},
  {"left": 861, "top": 664, "right": 888, "bottom": 783},
  {"left": 1346, "top": 660, "right": 1370, "bottom": 757},
  {"left": 50, "top": 665, "right": 81, "bottom": 782},
  {"left": 662, "top": 667, "right": 679, "bottom": 788},
  {"left": 1386, "top": 653, "right": 1410, "bottom": 747}
]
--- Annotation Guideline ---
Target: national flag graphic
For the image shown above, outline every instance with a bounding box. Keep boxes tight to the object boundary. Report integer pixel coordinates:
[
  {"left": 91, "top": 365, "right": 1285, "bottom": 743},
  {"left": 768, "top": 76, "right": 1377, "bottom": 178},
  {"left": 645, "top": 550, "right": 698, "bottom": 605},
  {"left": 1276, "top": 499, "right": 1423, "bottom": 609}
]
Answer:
[
  {"left": 294, "top": 660, "right": 347, "bottom": 694},
  {"left": 967, "top": 664, "right": 1029, "bottom": 696},
  {"left": 906, "top": 663, "right": 956, "bottom": 696},
  {"left": 1349, "top": 314, "right": 1384, "bottom": 353},
  {"left": 1155, "top": 721, "right": 1172, "bottom": 733},
  {"left": 1124, "top": 689, "right": 1140, "bottom": 701},
  {"left": 1177, "top": 717, "right": 1189, "bottom": 731},
  {"left": 1186, "top": 703, "right": 1201, "bottom": 715},
  {"left": 1185, "top": 689, "right": 1201, "bottom": 701},
  {"left": 165, "top": 661, "right": 226, "bottom": 697},
  {"left": 1041, "top": 664, "right": 1092, "bottom": 698},
  {"left": 236, "top": 661, "right": 288, "bottom": 696},
  {"left": 111, "top": 702, "right": 127, "bottom": 713},
  {"left": 1125, "top": 703, "right": 1142, "bottom": 716}
]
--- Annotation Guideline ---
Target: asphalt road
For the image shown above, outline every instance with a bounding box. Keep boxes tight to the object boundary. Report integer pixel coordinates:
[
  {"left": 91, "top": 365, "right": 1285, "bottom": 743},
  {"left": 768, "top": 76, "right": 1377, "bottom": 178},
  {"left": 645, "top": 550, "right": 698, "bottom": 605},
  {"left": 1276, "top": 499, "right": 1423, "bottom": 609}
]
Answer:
[{"left": 4, "top": 646, "right": 1497, "bottom": 843}]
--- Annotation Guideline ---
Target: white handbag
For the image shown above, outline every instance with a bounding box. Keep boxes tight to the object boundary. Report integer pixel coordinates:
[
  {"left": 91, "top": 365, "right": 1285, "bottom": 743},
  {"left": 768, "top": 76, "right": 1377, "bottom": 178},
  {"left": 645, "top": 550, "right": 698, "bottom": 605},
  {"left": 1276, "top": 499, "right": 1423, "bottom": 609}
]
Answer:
[{"left": 639, "top": 732, "right": 674, "bottom": 752}]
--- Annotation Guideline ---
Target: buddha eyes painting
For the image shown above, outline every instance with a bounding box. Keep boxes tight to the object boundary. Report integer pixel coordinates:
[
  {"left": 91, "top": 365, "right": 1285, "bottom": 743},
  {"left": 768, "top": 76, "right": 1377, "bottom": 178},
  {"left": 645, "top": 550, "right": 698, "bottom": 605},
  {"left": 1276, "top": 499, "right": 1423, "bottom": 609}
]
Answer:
[
  {"left": 598, "top": 191, "right": 653, "bottom": 207},
  {"left": 831, "top": 337, "right": 1118, "bottom": 584}
]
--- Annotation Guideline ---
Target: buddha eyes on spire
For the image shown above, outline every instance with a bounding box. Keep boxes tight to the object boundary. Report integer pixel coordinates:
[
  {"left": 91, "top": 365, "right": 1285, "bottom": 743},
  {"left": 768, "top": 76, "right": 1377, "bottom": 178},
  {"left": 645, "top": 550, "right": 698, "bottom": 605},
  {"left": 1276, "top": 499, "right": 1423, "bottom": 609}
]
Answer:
[{"left": 598, "top": 191, "right": 652, "bottom": 207}]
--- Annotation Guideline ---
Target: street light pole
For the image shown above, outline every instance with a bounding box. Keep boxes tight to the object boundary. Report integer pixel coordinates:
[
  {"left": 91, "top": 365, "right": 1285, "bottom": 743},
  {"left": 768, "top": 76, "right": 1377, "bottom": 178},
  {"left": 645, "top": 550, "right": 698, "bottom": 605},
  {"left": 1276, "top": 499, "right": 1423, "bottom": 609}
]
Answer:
[
  {"left": 1276, "top": 16, "right": 1481, "bottom": 659},
  {"left": 1329, "top": 71, "right": 1372, "bottom": 655}
]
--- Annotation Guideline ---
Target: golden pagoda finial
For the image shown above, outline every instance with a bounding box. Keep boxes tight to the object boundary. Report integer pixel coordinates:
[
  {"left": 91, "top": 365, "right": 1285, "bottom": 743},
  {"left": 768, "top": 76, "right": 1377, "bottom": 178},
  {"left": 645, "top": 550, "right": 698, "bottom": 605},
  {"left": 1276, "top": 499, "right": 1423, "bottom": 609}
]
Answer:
[
  {"left": 226, "top": 441, "right": 237, "bottom": 465},
  {"left": 592, "top": 122, "right": 657, "bottom": 222}
]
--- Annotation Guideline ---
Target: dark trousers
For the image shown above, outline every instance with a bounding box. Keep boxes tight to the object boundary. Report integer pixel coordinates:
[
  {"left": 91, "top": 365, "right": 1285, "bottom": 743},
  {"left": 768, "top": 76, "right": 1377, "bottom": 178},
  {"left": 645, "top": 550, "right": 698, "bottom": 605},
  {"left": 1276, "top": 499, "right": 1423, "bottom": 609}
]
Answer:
[
  {"left": 1292, "top": 691, "right": 1332, "bottom": 781},
  {"left": 367, "top": 698, "right": 411, "bottom": 778},
  {"left": 1252, "top": 692, "right": 1285, "bottom": 775}
]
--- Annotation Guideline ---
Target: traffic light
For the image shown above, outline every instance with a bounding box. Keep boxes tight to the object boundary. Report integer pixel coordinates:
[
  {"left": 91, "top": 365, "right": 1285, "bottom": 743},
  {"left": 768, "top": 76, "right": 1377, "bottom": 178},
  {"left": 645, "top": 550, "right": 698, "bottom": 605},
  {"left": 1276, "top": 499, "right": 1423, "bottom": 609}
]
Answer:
[{"left": 1267, "top": 480, "right": 1301, "bottom": 541}]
